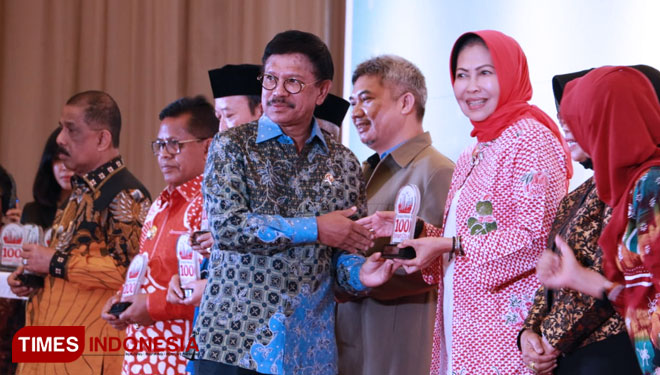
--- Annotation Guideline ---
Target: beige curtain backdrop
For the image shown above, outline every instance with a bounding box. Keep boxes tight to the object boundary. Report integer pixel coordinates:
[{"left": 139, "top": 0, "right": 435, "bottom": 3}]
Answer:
[{"left": 0, "top": 0, "right": 346, "bottom": 203}]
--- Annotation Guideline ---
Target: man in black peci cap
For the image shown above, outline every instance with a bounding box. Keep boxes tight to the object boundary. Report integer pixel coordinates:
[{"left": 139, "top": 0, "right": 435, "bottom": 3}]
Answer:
[
  {"left": 208, "top": 64, "right": 263, "bottom": 131},
  {"left": 314, "top": 93, "right": 349, "bottom": 140}
]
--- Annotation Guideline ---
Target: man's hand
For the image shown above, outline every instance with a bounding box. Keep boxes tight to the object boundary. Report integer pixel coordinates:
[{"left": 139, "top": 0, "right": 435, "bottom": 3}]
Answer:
[
  {"left": 119, "top": 293, "right": 155, "bottom": 327},
  {"left": 520, "top": 329, "right": 559, "bottom": 374},
  {"left": 190, "top": 231, "right": 213, "bottom": 258},
  {"left": 101, "top": 293, "right": 129, "bottom": 331},
  {"left": 317, "top": 207, "right": 373, "bottom": 253},
  {"left": 7, "top": 266, "right": 36, "bottom": 297},
  {"left": 355, "top": 211, "right": 395, "bottom": 238},
  {"left": 167, "top": 274, "right": 207, "bottom": 306},
  {"left": 20, "top": 243, "right": 54, "bottom": 275},
  {"left": 181, "top": 279, "right": 207, "bottom": 306},
  {"left": 359, "top": 252, "right": 400, "bottom": 287},
  {"left": 167, "top": 274, "right": 185, "bottom": 303}
]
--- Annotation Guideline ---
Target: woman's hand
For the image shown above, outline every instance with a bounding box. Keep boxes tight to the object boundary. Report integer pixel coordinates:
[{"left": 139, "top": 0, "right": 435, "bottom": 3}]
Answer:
[
  {"left": 520, "top": 329, "right": 559, "bottom": 374},
  {"left": 359, "top": 252, "right": 400, "bottom": 288},
  {"left": 537, "top": 235, "right": 613, "bottom": 298},
  {"left": 356, "top": 211, "right": 395, "bottom": 238},
  {"left": 5, "top": 207, "right": 21, "bottom": 224},
  {"left": 394, "top": 237, "right": 452, "bottom": 273},
  {"left": 536, "top": 236, "right": 582, "bottom": 290}
]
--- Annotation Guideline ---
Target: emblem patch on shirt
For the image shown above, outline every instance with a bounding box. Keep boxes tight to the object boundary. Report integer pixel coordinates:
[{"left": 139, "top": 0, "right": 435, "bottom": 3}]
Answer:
[
  {"left": 322, "top": 173, "right": 335, "bottom": 186},
  {"left": 147, "top": 225, "right": 157, "bottom": 240}
]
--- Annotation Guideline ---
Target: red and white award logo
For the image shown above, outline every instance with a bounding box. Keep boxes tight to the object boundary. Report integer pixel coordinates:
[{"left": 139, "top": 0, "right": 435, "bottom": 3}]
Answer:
[
  {"left": 1, "top": 223, "right": 25, "bottom": 267},
  {"left": 391, "top": 184, "right": 421, "bottom": 244},
  {"left": 121, "top": 253, "right": 148, "bottom": 298},
  {"left": 177, "top": 234, "right": 202, "bottom": 298}
]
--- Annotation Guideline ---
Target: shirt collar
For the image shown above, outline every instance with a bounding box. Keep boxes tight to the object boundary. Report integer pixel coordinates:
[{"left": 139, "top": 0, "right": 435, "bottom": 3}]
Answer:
[
  {"left": 375, "top": 132, "right": 433, "bottom": 168},
  {"left": 379, "top": 141, "right": 405, "bottom": 160},
  {"left": 256, "top": 115, "right": 328, "bottom": 149},
  {"left": 167, "top": 174, "right": 203, "bottom": 202},
  {"left": 72, "top": 156, "right": 124, "bottom": 191}
]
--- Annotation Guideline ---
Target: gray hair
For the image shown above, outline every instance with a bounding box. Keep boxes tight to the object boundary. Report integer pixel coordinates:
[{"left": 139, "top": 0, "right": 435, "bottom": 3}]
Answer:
[{"left": 352, "top": 55, "right": 427, "bottom": 120}]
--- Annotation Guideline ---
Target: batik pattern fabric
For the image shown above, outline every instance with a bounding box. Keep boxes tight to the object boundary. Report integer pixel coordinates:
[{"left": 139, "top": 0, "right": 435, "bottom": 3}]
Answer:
[
  {"left": 422, "top": 119, "right": 568, "bottom": 375},
  {"left": 522, "top": 177, "right": 626, "bottom": 353},
  {"left": 610, "top": 167, "right": 660, "bottom": 374},
  {"left": 20, "top": 157, "right": 151, "bottom": 375},
  {"left": 122, "top": 175, "right": 203, "bottom": 375},
  {"left": 193, "top": 117, "right": 368, "bottom": 375}
]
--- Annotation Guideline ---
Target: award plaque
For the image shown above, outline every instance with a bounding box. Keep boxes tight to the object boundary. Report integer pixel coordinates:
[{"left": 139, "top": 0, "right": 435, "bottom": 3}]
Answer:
[
  {"left": 177, "top": 234, "right": 202, "bottom": 298},
  {"left": 1, "top": 223, "right": 24, "bottom": 268},
  {"left": 1, "top": 224, "right": 46, "bottom": 287},
  {"left": 110, "top": 253, "right": 148, "bottom": 316},
  {"left": 43, "top": 228, "right": 54, "bottom": 247},
  {"left": 121, "top": 253, "right": 148, "bottom": 298},
  {"left": 21, "top": 224, "right": 46, "bottom": 287},
  {"left": 23, "top": 224, "right": 43, "bottom": 245},
  {"left": 381, "top": 184, "right": 421, "bottom": 259}
]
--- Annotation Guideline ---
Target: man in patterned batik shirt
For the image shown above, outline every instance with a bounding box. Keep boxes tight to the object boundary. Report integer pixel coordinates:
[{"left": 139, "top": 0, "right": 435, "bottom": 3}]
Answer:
[
  {"left": 8, "top": 91, "right": 151, "bottom": 375},
  {"left": 101, "top": 96, "right": 217, "bottom": 375},
  {"left": 192, "top": 30, "right": 396, "bottom": 375}
]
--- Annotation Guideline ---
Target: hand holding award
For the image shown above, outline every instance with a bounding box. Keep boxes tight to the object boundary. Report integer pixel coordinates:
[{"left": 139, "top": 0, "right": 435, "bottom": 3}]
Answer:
[
  {"left": 110, "top": 253, "right": 148, "bottom": 317},
  {"left": 381, "top": 184, "right": 420, "bottom": 259}
]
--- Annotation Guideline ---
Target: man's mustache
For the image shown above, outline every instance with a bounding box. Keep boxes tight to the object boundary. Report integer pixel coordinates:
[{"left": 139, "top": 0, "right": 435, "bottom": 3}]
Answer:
[{"left": 267, "top": 97, "right": 295, "bottom": 108}]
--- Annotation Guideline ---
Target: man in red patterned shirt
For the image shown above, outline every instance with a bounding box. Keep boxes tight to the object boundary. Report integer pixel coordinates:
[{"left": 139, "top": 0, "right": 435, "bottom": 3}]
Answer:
[{"left": 101, "top": 96, "right": 217, "bottom": 375}]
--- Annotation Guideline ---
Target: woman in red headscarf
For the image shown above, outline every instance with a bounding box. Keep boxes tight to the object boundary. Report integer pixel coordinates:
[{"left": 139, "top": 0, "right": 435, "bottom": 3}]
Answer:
[
  {"left": 359, "top": 30, "right": 571, "bottom": 374},
  {"left": 537, "top": 66, "right": 660, "bottom": 375}
]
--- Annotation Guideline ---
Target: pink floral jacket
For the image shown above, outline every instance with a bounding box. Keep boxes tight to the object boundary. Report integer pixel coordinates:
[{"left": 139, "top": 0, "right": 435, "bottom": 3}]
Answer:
[{"left": 423, "top": 118, "right": 568, "bottom": 375}]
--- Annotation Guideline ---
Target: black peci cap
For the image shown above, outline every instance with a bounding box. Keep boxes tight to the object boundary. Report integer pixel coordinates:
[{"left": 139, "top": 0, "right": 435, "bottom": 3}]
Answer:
[
  {"left": 314, "top": 94, "right": 349, "bottom": 127},
  {"left": 208, "top": 64, "right": 262, "bottom": 98}
]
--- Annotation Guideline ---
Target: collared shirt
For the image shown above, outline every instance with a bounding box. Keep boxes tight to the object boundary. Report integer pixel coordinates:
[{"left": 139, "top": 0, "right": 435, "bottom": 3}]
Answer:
[
  {"left": 378, "top": 140, "right": 405, "bottom": 160},
  {"left": 195, "top": 116, "right": 367, "bottom": 374},
  {"left": 22, "top": 157, "right": 151, "bottom": 375},
  {"left": 336, "top": 131, "right": 454, "bottom": 375},
  {"left": 122, "top": 175, "right": 204, "bottom": 375}
]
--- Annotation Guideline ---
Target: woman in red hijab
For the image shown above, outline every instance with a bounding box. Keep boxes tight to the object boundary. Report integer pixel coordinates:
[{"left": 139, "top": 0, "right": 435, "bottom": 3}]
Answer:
[
  {"left": 537, "top": 66, "right": 660, "bottom": 375},
  {"left": 360, "top": 30, "right": 570, "bottom": 374}
]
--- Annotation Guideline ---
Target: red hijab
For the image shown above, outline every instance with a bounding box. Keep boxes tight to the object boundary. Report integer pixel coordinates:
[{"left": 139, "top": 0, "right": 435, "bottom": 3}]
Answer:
[
  {"left": 450, "top": 30, "right": 572, "bottom": 179},
  {"left": 561, "top": 66, "right": 660, "bottom": 296}
]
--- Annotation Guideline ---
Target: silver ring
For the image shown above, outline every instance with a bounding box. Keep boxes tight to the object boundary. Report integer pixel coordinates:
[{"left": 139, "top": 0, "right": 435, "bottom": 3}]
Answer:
[{"left": 22, "top": 258, "right": 28, "bottom": 266}]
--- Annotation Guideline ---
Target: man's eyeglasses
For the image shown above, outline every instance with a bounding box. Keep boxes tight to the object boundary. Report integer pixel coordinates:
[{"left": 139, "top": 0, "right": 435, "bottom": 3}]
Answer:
[
  {"left": 151, "top": 139, "right": 203, "bottom": 155},
  {"left": 258, "top": 73, "right": 320, "bottom": 95}
]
